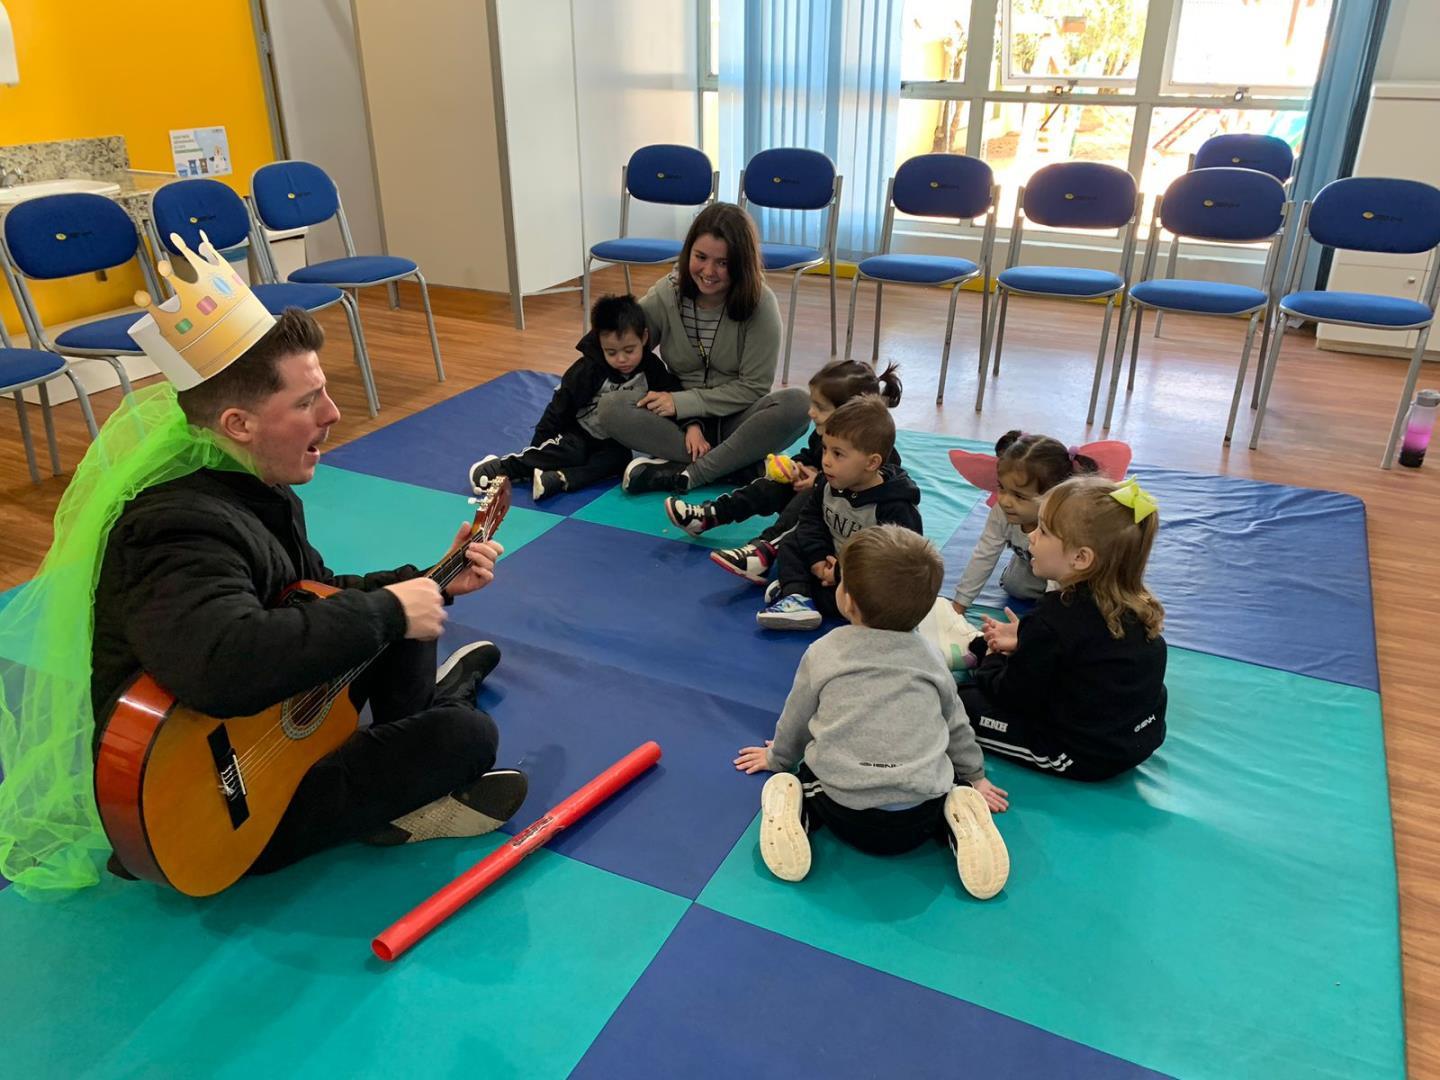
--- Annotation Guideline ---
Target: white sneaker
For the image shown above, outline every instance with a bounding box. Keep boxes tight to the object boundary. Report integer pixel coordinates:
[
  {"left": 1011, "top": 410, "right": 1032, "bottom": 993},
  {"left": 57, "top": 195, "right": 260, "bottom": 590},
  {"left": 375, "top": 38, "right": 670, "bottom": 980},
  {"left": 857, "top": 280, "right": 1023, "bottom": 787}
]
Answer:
[
  {"left": 469, "top": 455, "right": 502, "bottom": 495},
  {"left": 944, "top": 786, "right": 1010, "bottom": 900},
  {"left": 532, "top": 468, "right": 566, "bottom": 501},
  {"left": 758, "top": 773, "right": 811, "bottom": 882}
]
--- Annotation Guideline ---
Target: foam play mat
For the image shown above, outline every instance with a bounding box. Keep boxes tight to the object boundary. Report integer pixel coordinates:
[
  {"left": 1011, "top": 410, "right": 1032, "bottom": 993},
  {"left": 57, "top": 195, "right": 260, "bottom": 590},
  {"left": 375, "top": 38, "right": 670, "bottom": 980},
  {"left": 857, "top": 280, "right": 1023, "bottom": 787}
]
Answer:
[{"left": 0, "top": 371, "right": 1403, "bottom": 1078}]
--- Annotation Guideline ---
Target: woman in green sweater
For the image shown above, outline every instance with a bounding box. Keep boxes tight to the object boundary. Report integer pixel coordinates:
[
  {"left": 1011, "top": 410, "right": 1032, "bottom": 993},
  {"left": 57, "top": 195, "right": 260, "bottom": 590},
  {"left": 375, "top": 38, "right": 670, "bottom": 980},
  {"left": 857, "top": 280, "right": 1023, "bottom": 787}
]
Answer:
[{"left": 599, "top": 202, "right": 811, "bottom": 493}]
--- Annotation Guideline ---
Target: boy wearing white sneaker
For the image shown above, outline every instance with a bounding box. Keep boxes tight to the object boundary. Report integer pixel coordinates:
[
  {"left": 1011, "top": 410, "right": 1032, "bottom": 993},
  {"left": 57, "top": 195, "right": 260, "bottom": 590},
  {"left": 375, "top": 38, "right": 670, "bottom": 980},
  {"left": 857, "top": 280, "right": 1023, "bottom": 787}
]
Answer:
[
  {"left": 468, "top": 295, "right": 697, "bottom": 502},
  {"left": 735, "top": 526, "right": 1010, "bottom": 899}
]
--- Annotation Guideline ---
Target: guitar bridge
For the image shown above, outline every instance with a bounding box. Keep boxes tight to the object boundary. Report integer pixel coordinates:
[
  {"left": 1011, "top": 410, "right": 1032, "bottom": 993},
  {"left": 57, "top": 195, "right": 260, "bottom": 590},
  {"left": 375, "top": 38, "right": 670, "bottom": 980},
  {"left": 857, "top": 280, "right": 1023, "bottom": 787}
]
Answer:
[{"left": 207, "top": 724, "right": 251, "bottom": 829}]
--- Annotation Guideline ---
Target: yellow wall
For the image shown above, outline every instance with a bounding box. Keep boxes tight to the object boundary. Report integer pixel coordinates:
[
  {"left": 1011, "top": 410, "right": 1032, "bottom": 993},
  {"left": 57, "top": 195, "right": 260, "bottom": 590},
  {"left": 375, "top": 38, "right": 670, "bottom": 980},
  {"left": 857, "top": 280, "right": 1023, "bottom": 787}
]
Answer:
[{"left": 0, "top": 0, "right": 276, "bottom": 335}]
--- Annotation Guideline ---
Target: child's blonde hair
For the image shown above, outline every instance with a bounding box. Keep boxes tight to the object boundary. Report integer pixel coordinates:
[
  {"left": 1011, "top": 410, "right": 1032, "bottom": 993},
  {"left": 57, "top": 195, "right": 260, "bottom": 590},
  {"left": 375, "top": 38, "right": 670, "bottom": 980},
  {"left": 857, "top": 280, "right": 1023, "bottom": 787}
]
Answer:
[{"left": 1039, "top": 476, "right": 1164, "bottom": 640}]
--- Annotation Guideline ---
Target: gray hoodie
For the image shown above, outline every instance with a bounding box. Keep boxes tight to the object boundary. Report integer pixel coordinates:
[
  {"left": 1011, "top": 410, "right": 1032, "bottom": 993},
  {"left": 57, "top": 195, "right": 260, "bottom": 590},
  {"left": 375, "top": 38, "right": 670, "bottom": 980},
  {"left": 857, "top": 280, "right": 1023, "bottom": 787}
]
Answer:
[{"left": 765, "top": 624, "right": 987, "bottom": 810}]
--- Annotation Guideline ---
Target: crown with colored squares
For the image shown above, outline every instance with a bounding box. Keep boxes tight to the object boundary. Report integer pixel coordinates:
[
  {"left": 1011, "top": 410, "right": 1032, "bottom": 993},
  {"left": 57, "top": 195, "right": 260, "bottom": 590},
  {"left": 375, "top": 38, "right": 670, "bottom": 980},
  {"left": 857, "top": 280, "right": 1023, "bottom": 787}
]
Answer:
[{"left": 126, "top": 231, "right": 276, "bottom": 390}]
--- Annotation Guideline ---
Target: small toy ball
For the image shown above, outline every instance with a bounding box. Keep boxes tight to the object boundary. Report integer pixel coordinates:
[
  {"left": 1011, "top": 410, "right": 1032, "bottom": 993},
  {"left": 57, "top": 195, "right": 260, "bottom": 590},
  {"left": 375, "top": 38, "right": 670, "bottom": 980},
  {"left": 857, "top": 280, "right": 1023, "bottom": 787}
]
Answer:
[{"left": 765, "top": 454, "right": 798, "bottom": 483}]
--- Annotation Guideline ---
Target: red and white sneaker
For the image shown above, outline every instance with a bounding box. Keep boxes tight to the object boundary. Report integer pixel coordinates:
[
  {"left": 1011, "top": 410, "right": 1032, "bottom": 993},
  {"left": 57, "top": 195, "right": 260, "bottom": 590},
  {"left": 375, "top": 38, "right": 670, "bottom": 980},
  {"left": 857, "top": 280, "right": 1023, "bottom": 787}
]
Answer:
[{"left": 709, "top": 541, "right": 774, "bottom": 584}]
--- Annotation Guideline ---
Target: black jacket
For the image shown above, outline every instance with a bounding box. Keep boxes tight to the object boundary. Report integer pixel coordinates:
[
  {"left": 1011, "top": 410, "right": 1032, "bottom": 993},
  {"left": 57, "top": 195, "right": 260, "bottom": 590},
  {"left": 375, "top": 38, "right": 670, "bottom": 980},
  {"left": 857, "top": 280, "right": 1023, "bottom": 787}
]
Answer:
[
  {"left": 90, "top": 468, "right": 413, "bottom": 732},
  {"left": 792, "top": 463, "right": 923, "bottom": 565},
  {"left": 532, "top": 331, "right": 692, "bottom": 443},
  {"left": 975, "top": 584, "right": 1168, "bottom": 768}
]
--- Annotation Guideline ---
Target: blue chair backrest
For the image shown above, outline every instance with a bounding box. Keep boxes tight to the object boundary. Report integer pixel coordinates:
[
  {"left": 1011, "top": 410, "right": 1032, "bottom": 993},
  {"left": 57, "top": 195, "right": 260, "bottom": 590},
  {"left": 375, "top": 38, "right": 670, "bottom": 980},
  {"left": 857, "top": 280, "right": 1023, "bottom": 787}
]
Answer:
[
  {"left": 1194, "top": 134, "right": 1294, "bottom": 184},
  {"left": 152, "top": 179, "right": 251, "bottom": 254},
  {"left": 1159, "top": 168, "right": 1286, "bottom": 243},
  {"left": 892, "top": 154, "right": 993, "bottom": 220},
  {"left": 1307, "top": 177, "right": 1440, "bottom": 255},
  {"left": 1022, "top": 162, "right": 1136, "bottom": 230},
  {"left": 3, "top": 193, "right": 139, "bottom": 279},
  {"left": 626, "top": 145, "right": 713, "bottom": 206},
  {"left": 743, "top": 148, "right": 836, "bottom": 211},
  {"left": 251, "top": 160, "right": 341, "bottom": 231}
]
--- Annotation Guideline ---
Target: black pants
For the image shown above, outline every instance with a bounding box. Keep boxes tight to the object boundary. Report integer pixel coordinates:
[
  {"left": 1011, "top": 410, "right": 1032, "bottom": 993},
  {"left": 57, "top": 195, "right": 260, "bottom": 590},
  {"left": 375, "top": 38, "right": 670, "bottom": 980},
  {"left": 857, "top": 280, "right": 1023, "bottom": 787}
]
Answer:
[
  {"left": 957, "top": 684, "right": 1165, "bottom": 783},
  {"left": 493, "top": 429, "right": 632, "bottom": 491},
  {"left": 797, "top": 764, "right": 948, "bottom": 856},
  {"left": 711, "top": 477, "right": 809, "bottom": 548},
  {"left": 250, "top": 637, "right": 499, "bottom": 874},
  {"left": 773, "top": 536, "right": 842, "bottom": 619}
]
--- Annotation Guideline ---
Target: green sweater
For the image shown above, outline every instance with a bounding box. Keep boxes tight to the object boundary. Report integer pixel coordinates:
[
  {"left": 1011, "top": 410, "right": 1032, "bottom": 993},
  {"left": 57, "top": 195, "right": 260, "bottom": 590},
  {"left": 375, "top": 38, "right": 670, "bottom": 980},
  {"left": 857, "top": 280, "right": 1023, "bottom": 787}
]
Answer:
[{"left": 637, "top": 273, "right": 783, "bottom": 420}]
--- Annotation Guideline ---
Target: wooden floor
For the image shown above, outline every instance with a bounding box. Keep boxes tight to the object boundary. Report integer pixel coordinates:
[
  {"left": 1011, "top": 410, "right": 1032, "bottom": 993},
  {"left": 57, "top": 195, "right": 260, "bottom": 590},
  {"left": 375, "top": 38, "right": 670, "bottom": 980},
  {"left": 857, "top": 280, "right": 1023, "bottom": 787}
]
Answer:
[{"left": 4, "top": 267, "right": 1439, "bottom": 1075}]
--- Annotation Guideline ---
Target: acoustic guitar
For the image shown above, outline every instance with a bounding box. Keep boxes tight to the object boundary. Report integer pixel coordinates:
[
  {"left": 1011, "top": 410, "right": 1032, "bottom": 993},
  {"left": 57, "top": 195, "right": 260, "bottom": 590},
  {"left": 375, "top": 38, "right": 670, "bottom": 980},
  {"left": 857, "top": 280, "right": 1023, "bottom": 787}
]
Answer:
[{"left": 94, "top": 477, "right": 511, "bottom": 897}]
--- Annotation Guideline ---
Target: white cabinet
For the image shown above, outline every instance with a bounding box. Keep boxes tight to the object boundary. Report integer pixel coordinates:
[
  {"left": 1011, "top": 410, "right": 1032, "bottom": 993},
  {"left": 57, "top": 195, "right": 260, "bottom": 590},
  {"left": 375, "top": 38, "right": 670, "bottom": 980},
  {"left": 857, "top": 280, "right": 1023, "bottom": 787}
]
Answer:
[{"left": 1317, "top": 82, "right": 1440, "bottom": 361}]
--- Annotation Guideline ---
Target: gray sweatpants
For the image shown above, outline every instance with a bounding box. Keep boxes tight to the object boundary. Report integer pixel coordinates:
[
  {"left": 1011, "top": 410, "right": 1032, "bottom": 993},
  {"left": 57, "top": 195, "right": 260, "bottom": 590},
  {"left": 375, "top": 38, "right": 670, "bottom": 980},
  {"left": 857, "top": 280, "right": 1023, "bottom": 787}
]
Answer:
[{"left": 595, "top": 386, "right": 811, "bottom": 486}]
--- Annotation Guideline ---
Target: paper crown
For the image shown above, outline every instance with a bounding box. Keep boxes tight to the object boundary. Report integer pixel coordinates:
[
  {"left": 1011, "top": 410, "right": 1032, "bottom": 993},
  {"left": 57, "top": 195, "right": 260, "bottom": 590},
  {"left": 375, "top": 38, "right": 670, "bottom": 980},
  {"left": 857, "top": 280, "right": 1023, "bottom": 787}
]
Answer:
[{"left": 126, "top": 231, "right": 276, "bottom": 390}]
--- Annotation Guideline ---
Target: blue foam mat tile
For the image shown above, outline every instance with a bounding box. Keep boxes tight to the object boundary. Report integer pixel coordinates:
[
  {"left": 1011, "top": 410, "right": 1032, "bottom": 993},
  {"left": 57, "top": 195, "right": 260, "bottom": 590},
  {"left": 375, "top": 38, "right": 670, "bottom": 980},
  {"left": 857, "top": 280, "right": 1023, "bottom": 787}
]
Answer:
[
  {"left": 941, "top": 464, "right": 1377, "bottom": 690},
  {"left": 449, "top": 517, "right": 820, "bottom": 713},
  {"left": 573, "top": 905, "right": 1170, "bottom": 1080},
  {"left": 442, "top": 621, "right": 776, "bottom": 899},
  {"left": 322, "top": 370, "right": 619, "bottom": 515}
]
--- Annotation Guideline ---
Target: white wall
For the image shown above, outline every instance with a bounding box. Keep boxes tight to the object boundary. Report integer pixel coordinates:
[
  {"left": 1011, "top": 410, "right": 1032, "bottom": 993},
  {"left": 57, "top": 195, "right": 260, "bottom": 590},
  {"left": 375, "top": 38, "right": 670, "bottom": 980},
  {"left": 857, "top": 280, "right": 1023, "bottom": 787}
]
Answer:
[
  {"left": 572, "top": 0, "right": 701, "bottom": 259},
  {"left": 261, "top": 0, "right": 383, "bottom": 262},
  {"left": 1375, "top": 0, "right": 1440, "bottom": 83}
]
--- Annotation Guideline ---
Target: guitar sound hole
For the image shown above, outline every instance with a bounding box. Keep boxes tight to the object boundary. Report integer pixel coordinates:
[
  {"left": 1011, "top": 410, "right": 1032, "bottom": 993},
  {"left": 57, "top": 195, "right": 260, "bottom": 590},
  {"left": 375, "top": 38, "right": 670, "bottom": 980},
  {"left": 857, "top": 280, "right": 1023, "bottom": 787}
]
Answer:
[{"left": 281, "top": 688, "right": 335, "bottom": 739}]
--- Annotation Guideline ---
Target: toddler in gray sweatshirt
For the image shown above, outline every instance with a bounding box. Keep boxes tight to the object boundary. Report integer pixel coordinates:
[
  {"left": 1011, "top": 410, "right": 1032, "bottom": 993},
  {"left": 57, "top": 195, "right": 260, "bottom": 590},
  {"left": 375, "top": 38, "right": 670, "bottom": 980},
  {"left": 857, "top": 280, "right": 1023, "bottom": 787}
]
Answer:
[{"left": 735, "top": 526, "right": 1011, "bottom": 900}]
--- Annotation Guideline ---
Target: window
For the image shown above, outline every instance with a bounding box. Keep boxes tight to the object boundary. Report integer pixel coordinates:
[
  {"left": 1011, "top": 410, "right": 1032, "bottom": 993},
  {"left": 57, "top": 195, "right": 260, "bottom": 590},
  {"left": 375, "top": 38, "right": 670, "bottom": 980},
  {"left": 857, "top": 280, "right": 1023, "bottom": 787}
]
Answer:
[
  {"left": 1164, "top": 0, "right": 1332, "bottom": 95},
  {"left": 1000, "top": 0, "right": 1146, "bottom": 90}
]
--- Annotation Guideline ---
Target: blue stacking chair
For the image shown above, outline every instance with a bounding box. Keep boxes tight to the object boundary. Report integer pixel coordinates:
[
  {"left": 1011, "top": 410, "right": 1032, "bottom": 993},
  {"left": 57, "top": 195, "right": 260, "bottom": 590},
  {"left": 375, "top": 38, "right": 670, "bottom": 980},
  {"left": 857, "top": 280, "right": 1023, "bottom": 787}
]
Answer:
[
  {"left": 582, "top": 144, "right": 717, "bottom": 328},
  {"left": 737, "top": 148, "right": 843, "bottom": 381},
  {"left": 986, "top": 162, "right": 1141, "bottom": 422},
  {"left": 0, "top": 302, "right": 98, "bottom": 484},
  {"left": 843, "top": 154, "right": 998, "bottom": 406},
  {"left": 1250, "top": 176, "right": 1440, "bottom": 468},
  {"left": 1152, "top": 132, "right": 1295, "bottom": 345},
  {"left": 1102, "top": 167, "right": 1291, "bottom": 440},
  {"left": 250, "top": 160, "right": 444, "bottom": 384},
  {"left": 149, "top": 178, "right": 380, "bottom": 416},
  {"left": 0, "top": 193, "right": 166, "bottom": 397}
]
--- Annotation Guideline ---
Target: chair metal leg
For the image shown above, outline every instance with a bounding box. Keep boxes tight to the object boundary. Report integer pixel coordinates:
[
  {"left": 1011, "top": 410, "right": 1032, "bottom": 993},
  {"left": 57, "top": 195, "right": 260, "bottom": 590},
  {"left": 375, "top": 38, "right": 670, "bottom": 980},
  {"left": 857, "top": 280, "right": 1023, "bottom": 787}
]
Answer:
[
  {"left": 623, "top": 265, "right": 633, "bottom": 296},
  {"left": 937, "top": 284, "right": 961, "bottom": 406},
  {"left": 582, "top": 257, "right": 593, "bottom": 336},
  {"left": 871, "top": 282, "right": 884, "bottom": 364},
  {"left": 975, "top": 281, "right": 993, "bottom": 413},
  {"left": 64, "top": 369, "right": 100, "bottom": 439},
  {"left": 781, "top": 270, "right": 802, "bottom": 384},
  {"left": 1248, "top": 309, "right": 1289, "bottom": 450},
  {"left": 1224, "top": 312, "right": 1262, "bottom": 444},
  {"left": 105, "top": 357, "right": 134, "bottom": 396},
  {"left": 1382, "top": 328, "right": 1433, "bottom": 469},
  {"left": 991, "top": 291, "right": 1010, "bottom": 376},
  {"left": 339, "top": 293, "right": 380, "bottom": 416},
  {"left": 1126, "top": 308, "right": 1144, "bottom": 391},
  {"left": 1251, "top": 310, "right": 1273, "bottom": 410},
  {"left": 387, "top": 281, "right": 400, "bottom": 310},
  {"left": 413, "top": 271, "right": 446, "bottom": 383},
  {"left": 1094, "top": 298, "right": 1122, "bottom": 428},
  {"left": 843, "top": 273, "right": 862, "bottom": 362},
  {"left": 829, "top": 261, "right": 838, "bottom": 355},
  {"left": 1153, "top": 311, "right": 1165, "bottom": 338},
  {"left": 13, "top": 392, "right": 39, "bottom": 485},
  {"left": 37, "top": 381, "right": 61, "bottom": 476}
]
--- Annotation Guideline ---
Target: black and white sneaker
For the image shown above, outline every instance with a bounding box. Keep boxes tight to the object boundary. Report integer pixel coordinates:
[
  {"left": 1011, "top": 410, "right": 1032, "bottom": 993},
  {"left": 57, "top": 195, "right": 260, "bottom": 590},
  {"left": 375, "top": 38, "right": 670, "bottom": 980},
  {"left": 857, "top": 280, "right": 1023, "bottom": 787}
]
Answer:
[
  {"left": 665, "top": 496, "right": 718, "bottom": 536},
  {"left": 763, "top": 578, "right": 783, "bottom": 604},
  {"left": 532, "top": 469, "right": 566, "bottom": 502},
  {"left": 623, "top": 456, "right": 689, "bottom": 495},
  {"left": 710, "top": 542, "right": 774, "bottom": 584},
  {"left": 435, "top": 641, "right": 501, "bottom": 704},
  {"left": 366, "top": 768, "right": 529, "bottom": 846},
  {"left": 469, "top": 455, "right": 504, "bottom": 495}
]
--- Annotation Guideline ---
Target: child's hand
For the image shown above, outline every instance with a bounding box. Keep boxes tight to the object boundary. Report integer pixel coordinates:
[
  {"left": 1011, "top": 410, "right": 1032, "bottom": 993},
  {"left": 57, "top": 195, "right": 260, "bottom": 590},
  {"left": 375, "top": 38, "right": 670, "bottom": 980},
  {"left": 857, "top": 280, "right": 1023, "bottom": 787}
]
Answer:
[
  {"left": 981, "top": 607, "right": 1021, "bottom": 654},
  {"left": 972, "top": 777, "right": 1009, "bottom": 813},
  {"left": 684, "top": 425, "right": 711, "bottom": 461},
  {"left": 793, "top": 465, "right": 818, "bottom": 493},
  {"left": 810, "top": 556, "right": 837, "bottom": 586},
  {"left": 734, "top": 741, "right": 776, "bottom": 774},
  {"left": 637, "top": 391, "right": 677, "bottom": 417}
]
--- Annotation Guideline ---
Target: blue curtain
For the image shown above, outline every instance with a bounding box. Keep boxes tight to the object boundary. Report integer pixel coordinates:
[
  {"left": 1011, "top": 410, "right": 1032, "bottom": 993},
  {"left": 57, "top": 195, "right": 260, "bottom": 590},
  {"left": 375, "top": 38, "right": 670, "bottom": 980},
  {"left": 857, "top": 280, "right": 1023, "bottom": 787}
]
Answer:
[
  {"left": 719, "top": 0, "right": 903, "bottom": 258},
  {"left": 1293, "top": 0, "right": 1392, "bottom": 289}
]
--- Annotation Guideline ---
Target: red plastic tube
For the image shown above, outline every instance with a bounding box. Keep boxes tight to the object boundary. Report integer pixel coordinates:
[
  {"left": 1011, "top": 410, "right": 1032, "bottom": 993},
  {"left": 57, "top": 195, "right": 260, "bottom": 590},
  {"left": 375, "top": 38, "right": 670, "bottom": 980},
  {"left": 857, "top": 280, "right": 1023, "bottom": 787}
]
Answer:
[{"left": 372, "top": 740, "right": 663, "bottom": 961}]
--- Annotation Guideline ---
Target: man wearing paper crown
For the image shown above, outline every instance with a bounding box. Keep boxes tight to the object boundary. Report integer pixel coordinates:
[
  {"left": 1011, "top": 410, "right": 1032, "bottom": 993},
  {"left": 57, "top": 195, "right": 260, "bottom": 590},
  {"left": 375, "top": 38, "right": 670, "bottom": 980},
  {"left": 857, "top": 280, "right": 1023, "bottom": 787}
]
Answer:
[{"left": 0, "top": 231, "right": 527, "bottom": 896}]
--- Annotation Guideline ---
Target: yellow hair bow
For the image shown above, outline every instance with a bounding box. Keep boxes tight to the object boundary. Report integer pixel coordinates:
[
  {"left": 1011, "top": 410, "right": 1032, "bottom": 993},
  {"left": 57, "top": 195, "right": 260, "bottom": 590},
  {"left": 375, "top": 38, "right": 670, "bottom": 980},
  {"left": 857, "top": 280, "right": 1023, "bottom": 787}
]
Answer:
[{"left": 1110, "top": 477, "right": 1158, "bottom": 523}]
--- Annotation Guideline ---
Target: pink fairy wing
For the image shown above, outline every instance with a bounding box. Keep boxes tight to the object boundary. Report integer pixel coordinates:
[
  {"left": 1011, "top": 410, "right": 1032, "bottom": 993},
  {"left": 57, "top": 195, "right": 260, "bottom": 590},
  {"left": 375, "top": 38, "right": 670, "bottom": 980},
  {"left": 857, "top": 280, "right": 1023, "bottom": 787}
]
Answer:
[
  {"left": 1075, "top": 440, "right": 1133, "bottom": 481},
  {"left": 949, "top": 448, "right": 1000, "bottom": 506}
]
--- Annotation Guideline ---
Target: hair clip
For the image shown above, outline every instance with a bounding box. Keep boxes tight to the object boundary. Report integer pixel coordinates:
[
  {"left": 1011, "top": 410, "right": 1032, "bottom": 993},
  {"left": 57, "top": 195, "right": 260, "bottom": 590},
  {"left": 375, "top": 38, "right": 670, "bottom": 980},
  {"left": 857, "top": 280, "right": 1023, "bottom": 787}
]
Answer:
[{"left": 1110, "top": 477, "right": 1158, "bottom": 523}]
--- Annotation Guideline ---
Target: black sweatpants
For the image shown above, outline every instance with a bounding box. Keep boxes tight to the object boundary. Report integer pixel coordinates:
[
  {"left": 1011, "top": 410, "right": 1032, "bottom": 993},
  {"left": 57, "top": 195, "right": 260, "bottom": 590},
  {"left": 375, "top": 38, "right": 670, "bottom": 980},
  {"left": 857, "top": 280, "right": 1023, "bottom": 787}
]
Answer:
[
  {"left": 773, "top": 536, "right": 842, "bottom": 620},
  {"left": 250, "top": 636, "right": 499, "bottom": 874},
  {"left": 710, "top": 476, "right": 810, "bottom": 548},
  {"left": 492, "top": 429, "right": 632, "bottom": 491},
  {"left": 957, "top": 684, "right": 1165, "bottom": 782},
  {"left": 796, "top": 764, "right": 948, "bottom": 855}
]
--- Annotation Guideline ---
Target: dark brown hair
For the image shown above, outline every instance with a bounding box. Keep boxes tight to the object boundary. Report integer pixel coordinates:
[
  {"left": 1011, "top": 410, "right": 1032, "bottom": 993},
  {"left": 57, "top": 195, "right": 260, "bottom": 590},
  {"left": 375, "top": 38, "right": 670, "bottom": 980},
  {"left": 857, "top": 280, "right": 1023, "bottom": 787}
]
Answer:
[
  {"left": 591, "top": 293, "right": 648, "bottom": 339},
  {"left": 840, "top": 525, "right": 943, "bottom": 632},
  {"left": 177, "top": 307, "right": 325, "bottom": 427},
  {"left": 995, "top": 430, "right": 1098, "bottom": 493},
  {"left": 677, "top": 202, "right": 765, "bottom": 322},
  {"left": 809, "top": 359, "right": 903, "bottom": 409},
  {"left": 822, "top": 394, "right": 896, "bottom": 461}
]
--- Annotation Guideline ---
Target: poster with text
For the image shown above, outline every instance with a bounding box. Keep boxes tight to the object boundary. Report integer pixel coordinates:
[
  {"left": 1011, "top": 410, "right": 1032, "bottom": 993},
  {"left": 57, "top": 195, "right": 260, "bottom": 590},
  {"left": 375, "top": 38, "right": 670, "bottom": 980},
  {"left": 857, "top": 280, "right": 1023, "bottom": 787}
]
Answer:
[{"left": 170, "top": 127, "right": 233, "bottom": 178}]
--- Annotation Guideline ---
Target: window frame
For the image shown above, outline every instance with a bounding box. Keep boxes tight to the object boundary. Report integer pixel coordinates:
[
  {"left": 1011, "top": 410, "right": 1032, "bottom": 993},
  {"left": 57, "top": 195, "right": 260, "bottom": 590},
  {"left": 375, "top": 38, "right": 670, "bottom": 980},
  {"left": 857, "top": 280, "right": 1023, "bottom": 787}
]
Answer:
[{"left": 998, "top": 0, "right": 1141, "bottom": 91}]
